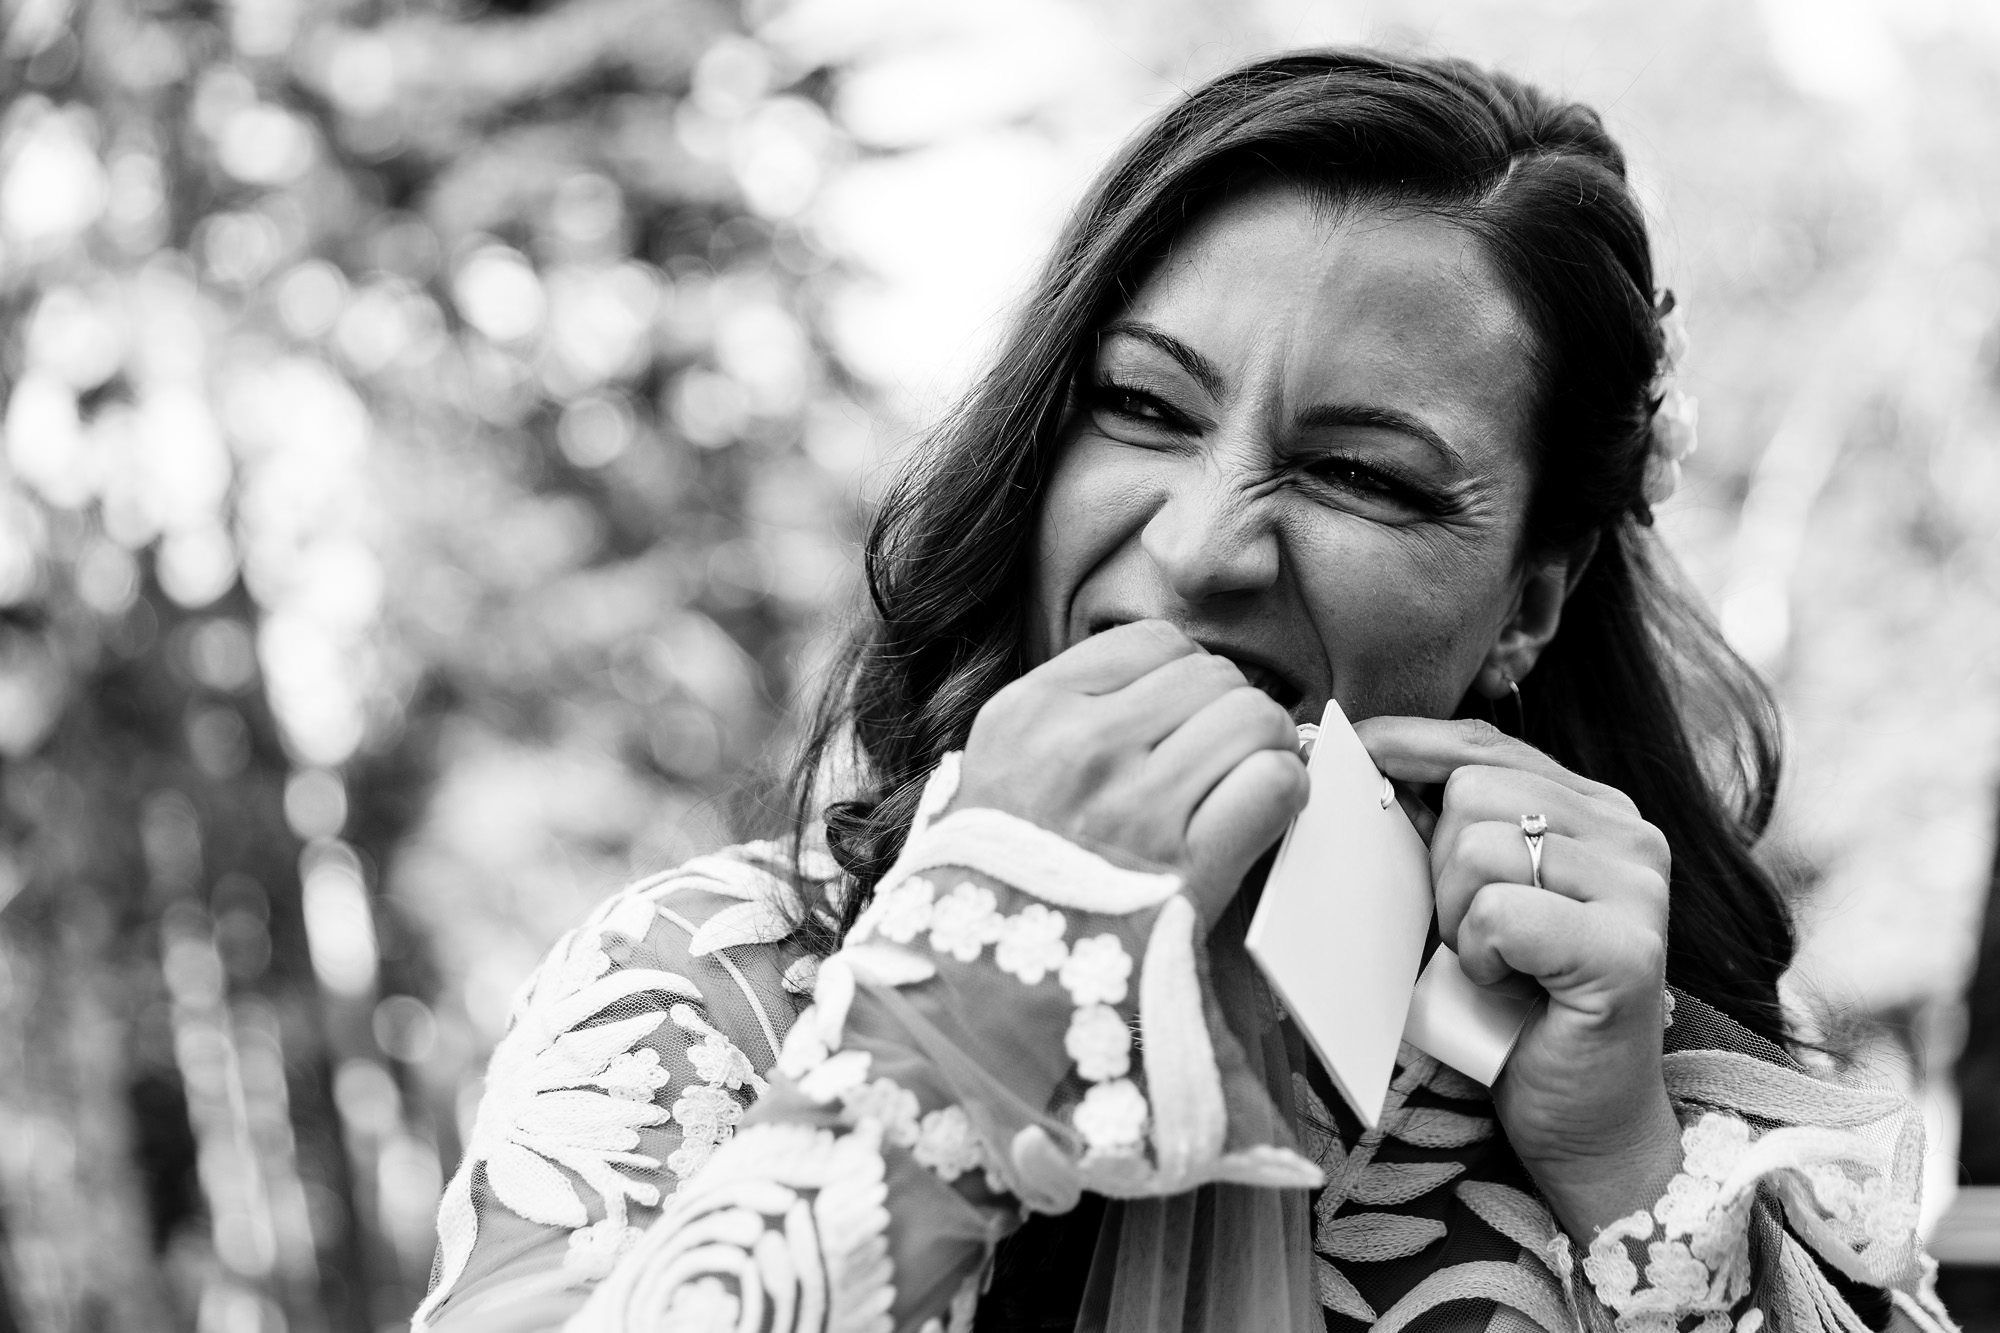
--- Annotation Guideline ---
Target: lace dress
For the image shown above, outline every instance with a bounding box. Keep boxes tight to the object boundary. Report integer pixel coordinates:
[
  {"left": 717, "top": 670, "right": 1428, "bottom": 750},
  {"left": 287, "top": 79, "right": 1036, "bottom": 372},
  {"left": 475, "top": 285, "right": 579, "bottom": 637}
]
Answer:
[{"left": 413, "top": 758, "right": 1958, "bottom": 1333}]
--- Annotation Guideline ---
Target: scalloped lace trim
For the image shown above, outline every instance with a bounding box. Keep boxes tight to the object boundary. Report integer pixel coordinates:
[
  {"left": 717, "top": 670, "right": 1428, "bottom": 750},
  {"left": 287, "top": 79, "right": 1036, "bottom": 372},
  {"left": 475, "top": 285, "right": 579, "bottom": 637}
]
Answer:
[{"left": 882, "top": 802, "right": 1182, "bottom": 916}]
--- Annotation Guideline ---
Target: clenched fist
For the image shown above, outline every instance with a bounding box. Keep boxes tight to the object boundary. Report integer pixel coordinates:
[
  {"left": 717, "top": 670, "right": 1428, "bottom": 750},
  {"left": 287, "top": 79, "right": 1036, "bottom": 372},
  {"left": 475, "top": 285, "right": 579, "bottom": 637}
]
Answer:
[{"left": 957, "top": 620, "right": 1309, "bottom": 925}]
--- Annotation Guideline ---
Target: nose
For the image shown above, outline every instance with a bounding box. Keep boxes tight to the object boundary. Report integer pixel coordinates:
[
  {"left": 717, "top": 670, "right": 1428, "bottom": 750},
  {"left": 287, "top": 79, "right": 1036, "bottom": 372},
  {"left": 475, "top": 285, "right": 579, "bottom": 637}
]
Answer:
[{"left": 1139, "top": 466, "right": 1280, "bottom": 604}]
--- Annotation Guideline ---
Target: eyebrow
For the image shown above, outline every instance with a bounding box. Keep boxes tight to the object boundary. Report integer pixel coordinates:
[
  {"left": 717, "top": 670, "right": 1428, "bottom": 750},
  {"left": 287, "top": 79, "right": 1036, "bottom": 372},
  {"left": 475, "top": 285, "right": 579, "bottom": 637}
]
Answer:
[
  {"left": 1099, "top": 321, "right": 1226, "bottom": 400},
  {"left": 1294, "top": 402, "right": 1464, "bottom": 467},
  {"left": 1098, "top": 320, "right": 1465, "bottom": 467}
]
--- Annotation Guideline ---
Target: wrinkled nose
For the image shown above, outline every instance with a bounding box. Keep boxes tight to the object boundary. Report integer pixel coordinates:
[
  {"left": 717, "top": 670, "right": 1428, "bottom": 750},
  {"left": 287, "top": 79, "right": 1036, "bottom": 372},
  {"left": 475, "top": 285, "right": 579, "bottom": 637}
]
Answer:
[{"left": 1140, "top": 469, "right": 1279, "bottom": 604}]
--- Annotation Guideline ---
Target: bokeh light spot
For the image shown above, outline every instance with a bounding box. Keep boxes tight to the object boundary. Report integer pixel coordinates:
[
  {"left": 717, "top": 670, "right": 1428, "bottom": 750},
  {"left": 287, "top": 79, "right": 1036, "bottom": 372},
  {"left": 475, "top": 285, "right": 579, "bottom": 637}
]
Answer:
[
  {"left": 371, "top": 994, "right": 438, "bottom": 1065},
  {"left": 556, "top": 393, "right": 636, "bottom": 468},
  {"left": 302, "top": 843, "right": 377, "bottom": 997},
  {"left": 1, "top": 101, "right": 107, "bottom": 249},
  {"left": 284, "top": 768, "right": 349, "bottom": 841},
  {"left": 187, "top": 617, "right": 258, "bottom": 692},
  {"left": 453, "top": 246, "right": 545, "bottom": 344},
  {"left": 273, "top": 259, "right": 348, "bottom": 340},
  {"left": 158, "top": 524, "right": 240, "bottom": 609}
]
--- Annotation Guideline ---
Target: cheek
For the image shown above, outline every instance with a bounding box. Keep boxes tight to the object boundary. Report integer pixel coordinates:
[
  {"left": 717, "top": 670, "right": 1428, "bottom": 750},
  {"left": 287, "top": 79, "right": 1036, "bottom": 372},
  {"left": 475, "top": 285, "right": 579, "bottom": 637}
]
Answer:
[
  {"left": 1290, "top": 522, "right": 1518, "bottom": 720},
  {"left": 1027, "top": 438, "right": 1155, "bottom": 659}
]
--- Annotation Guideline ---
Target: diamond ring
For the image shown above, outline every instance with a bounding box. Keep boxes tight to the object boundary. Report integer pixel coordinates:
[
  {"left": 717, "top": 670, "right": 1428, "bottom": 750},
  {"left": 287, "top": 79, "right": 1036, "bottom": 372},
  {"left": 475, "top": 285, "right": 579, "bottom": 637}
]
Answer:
[{"left": 1520, "top": 813, "right": 1548, "bottom": 889}]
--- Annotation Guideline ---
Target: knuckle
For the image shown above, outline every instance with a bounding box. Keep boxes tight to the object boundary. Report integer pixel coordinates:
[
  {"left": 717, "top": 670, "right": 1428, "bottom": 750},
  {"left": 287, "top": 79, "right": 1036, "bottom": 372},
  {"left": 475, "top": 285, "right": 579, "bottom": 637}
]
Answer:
[
  {"left": 1629, "top": 928, "right": 1667, "bottom": 980},
  {"left": 1199, "top": 653, "right": 1247, "bottom": 690},
  {"left": 1219, "top": 683, "right": 1266, "bottom": 722},
  {"left": 1637, "top": 820, "right": 1671, "bottom": 873},
  {"left": 1598, "top": 784, "right": 1641, "bottom": 818},
  {"left": 1219, "top": 752, "right": 1307, "bottom": 827},
  {"left": 1233, "top": 685, "right": 1292, "bottom": 730},
  {"left": 1434, "top": 824, "right": 1479, "bottom": 881},
  {"left": 1633, "top": 865, "right": 1670, "bottom": 916},
  {"left": 1273, "top": 753, "right": 1311, "bottom": 808},
  {"left": 1461, "top": 884, "right": 1509, "bottom": 939},
  {"left": 1454, "top": 717, "right": 1507, "bottom": 749},
  {"left": 1442, "top": 763, "right": 1491, "bottom": 809}
]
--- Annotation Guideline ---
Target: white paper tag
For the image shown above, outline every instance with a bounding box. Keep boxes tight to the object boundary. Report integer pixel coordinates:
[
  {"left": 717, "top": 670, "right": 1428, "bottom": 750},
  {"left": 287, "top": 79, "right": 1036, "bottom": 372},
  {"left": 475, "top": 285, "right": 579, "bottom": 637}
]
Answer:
[
  {"left": 1245, "top": 701, "right": 1545, "bottom": 1125},
  {"left": 1403, "top": 944, "right": 1542, "bottom": 1087},
  {"left": 1245, "top": 700, "right": 1432, "bottom": 1129}
]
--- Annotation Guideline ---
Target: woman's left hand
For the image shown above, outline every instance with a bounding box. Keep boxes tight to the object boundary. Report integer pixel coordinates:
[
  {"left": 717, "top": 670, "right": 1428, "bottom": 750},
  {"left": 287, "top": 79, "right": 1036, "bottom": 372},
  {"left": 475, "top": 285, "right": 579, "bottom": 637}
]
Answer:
[{"left": 1355, "top": 714, "right": 1683, "bottom": 1241}]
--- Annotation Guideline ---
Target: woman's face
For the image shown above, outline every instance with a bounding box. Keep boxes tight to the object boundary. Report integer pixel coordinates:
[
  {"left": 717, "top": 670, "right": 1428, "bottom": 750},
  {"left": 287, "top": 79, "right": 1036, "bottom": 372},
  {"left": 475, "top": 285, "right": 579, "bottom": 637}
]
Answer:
[{"left": 1029, "top": 184, "right": 1554, "bottom": 723}]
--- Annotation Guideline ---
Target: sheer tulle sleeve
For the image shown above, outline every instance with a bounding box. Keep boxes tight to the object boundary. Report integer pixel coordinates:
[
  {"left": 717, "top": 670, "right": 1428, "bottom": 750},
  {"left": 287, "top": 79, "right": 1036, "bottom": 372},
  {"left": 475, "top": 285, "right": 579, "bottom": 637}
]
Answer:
[
  {"left": 1557, "top": 999, "right": 1958, "bottom": 1333},
  {"left": 413, "top": 844, "right": 821, "bottom": 1332},
  {"left": 563, "top": 754, "right": 1324, "bottom": 1332},
  {"left": 1393, "top": 990, "right": 1959, "bottom": 1333}
]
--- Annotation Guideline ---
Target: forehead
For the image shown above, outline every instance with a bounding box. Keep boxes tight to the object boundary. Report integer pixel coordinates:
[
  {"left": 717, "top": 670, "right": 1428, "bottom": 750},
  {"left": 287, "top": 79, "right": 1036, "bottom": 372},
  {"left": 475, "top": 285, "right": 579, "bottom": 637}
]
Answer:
[{"left": 1115, "top": 186, "right": 1537, "bottom": 454}]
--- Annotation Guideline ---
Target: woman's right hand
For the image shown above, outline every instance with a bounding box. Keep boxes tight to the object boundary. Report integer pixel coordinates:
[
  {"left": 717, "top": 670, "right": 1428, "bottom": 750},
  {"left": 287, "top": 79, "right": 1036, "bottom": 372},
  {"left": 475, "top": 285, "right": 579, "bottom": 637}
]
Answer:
[{"left": 955, "top": 619, "right": 1309, "bottom": 924}]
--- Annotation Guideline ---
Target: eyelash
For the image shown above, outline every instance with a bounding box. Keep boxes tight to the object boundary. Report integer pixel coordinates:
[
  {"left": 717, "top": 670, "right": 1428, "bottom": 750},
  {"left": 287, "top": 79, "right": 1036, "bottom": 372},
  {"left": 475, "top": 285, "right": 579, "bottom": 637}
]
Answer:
[
  {"left": 1084, "top": 381, "right": 1190, "bottom": 430},
  {"left": 1301, "top": 456, "right": 1449, "bottom": 515},
  {"left": 1082, "top": 377, "right": 1450, "bottom": 516}
]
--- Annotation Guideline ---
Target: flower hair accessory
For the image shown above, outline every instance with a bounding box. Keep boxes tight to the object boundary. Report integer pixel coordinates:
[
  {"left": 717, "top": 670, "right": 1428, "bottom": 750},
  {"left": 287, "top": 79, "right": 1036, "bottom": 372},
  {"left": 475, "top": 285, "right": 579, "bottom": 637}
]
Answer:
[{"left": 1642, "top": 292, "right": 1700, "bottom": 508}]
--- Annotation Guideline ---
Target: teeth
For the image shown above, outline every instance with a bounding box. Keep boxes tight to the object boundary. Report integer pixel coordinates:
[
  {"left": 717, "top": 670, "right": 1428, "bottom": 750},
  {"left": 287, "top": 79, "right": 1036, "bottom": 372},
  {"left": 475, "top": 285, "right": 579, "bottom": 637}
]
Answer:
[
  {"left": 1208, "top": 650, "right": 1295, "bottom": 705},
  {"left": 1233, "top": 661, "right": 1290, "bottom": 703}
]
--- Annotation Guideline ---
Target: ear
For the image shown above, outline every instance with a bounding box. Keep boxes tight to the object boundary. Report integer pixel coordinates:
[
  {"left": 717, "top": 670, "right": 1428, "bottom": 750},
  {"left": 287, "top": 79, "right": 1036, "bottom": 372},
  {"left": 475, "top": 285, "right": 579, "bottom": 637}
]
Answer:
[{"left": 1471, "top": 533, "right": 1600, "bottom": 700}]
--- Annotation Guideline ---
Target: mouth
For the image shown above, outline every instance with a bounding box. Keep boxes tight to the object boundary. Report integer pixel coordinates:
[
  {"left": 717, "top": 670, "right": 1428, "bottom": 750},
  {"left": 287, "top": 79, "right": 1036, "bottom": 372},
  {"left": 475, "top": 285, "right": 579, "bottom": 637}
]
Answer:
[
  {"left": 1079, "top": 620, "right": 1307, "bottom": 713},
  {"left": 1210, "top": 652, "right": 1304, "bottom": 712}
]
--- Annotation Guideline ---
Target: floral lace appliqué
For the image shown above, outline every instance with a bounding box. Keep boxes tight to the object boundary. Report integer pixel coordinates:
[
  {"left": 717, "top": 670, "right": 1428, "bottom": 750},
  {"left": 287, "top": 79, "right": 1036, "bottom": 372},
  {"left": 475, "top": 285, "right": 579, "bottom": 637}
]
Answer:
[
  {"left": 870, "top": 874, "right": 938, "bottom": 945},
  {"left": 1074, "top": 1077, "right": 1149, "bottom": 1156},
  {"left": 1065, "top": 1003, "right": 1133, "bottom": 1082},
  {"left": 1585, "top": 1114, "right": 1760, "bottom": 1329},
  {"left": 913, "top": 1105, "right": 987, "bottom": 1183},
  {"left": 659, "top": 1004, "right": 764, "bottom": 1181},
  {"left": 564, "top": 1218, "right": 644, "bottom": 1281},
  {"left": 928, "top": 881, "right": 1003, "bottom": 962},
  {"left": 995, "top": 902, "right": 1069, "bottom": 984},
  {"left": 845, "top": 1076, "right": 924, "bottom": 1148},
  {"left": 1059, "top": 934, "right": 1132, "bottom": 1007}
]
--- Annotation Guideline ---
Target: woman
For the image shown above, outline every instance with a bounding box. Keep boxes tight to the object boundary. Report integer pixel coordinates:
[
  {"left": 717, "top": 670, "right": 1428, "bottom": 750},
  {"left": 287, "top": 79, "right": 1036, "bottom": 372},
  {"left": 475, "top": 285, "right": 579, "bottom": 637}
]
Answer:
[{"left": 414, "top": 51, "right": 1952, "bottom": 1333}]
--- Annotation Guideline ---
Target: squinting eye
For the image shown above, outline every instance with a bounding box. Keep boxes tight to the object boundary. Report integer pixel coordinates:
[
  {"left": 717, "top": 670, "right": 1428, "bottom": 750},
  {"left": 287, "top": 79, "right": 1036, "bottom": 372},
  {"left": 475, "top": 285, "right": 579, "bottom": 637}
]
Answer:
[
  {"left": 1103, "top": 389, "right": 1164, "bottom": 419},
  {"left": 1301, "top": 456, "right": 1449, "bottom": 516},
  {"left": 1084, "top": 380, "right": 1186, "bottom": 430},
  {"left": 1307, "top": 458, "right": 1398, "bottom": 495}
]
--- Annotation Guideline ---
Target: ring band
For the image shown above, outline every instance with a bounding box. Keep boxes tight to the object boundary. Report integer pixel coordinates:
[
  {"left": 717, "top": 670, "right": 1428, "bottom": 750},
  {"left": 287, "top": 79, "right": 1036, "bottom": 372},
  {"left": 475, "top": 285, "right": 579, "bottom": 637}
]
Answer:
[{"left": 1520, "top": 813, "right": 1548, "bottom": 889}]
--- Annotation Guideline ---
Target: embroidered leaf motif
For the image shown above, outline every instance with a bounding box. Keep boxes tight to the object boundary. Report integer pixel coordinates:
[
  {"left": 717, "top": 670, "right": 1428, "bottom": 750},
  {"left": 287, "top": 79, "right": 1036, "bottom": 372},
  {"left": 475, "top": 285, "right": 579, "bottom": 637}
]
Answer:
[
  {"left": 416, "top": 911, "right": 712, "bottom": 1325},
  {"left": 1456, "top": 1180, "right": 1561, "bottom": 1258},
  {"left": 541, "top": 1013, "right": 676, "bottom": 1090},
  {"left": 486, "top": 1143, "right": 591, "bottom": 1228},
  {"left": 841, "top": 943, "right": 939, "bottom": 988},
  {"left": 690, "top": 896, "right": 796, "bottom": 956},
  {"left": 655, "top": 852, "right": 793, "bottom": 904},
  {"left": 591, "top": 892, "right": 661, "bottom": 944},
  {"left": 1371, "top": 1258, "right": 1574, "bottom": 1333},
  {"left": 1385, "top": 1104, "right": 1495, "bottom": 1150},
  {"left": 515, "top": 1087, "right": 666, "bottom": 1149},
  {"left": 1348, "top": 1159, "right": 1466, "bottom": 1206},
  {"left": 1318, "top": 1211, "right": 1447, "bottom": 1262},
  {"left": 1317, "top": 1256, "right": 1377, "bottom": 1321},
  {"left": 782, "top": 955, "right": 820, "bottom": 996}
]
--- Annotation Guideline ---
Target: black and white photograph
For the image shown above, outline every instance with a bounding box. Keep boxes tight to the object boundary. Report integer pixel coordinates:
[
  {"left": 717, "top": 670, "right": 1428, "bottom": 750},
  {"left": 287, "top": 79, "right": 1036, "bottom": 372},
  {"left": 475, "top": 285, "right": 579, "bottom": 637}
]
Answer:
[{"left": 1, "top": 1, "right": 1998, "bottom": 1330}]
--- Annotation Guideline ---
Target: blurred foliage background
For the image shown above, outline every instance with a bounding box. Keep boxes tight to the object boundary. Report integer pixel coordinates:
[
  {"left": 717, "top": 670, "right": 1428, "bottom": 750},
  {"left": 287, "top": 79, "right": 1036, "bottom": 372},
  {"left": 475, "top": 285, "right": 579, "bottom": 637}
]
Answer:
[{"left": 2, "top": 0, "right": 2000, "bottom": 1329}]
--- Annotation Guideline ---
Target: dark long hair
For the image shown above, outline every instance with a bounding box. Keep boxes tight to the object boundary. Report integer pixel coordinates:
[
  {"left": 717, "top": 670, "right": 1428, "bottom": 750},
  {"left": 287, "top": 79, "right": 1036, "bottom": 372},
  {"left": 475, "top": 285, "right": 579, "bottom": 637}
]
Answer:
[{"left": 786, "top": 50, "right": 1794, "bottom": 1046}]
